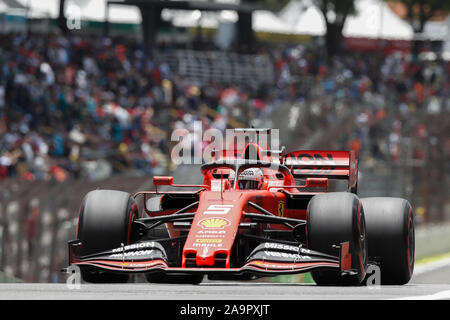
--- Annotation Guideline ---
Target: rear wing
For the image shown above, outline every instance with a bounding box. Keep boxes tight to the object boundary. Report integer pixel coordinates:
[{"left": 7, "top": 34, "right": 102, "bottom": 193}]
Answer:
[{"left": 282, "top": 150, "right": 358, "bottom": 193}]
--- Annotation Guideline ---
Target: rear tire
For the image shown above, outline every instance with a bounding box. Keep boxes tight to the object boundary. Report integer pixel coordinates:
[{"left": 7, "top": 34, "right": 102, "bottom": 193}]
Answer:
[
  {"left": 361, "top": 197, "right": 414, "bottom": 285},
  {"left": 77, "top": 190, "right": 138, "bottom": 283},
  {"left": 307, "top": 192, "right": 368, "bottom": 286}
]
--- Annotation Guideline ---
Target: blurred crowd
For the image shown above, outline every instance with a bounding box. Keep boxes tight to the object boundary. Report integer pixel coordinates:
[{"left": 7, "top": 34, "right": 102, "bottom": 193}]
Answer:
[
  {"left": 270, "top": 44, "right": 449, "bottom": 165},
  {"left": 271, "top": 44, "right": 449, "bottom": 222},
  {"left": 0, "top": 32, "right": 448, "bottom": 183},
  {"left": 0, "top": 33, "right": 256, "bottom": 181}
]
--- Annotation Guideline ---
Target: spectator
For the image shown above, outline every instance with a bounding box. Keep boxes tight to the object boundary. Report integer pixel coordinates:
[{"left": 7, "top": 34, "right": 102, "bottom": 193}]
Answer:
[{"left": 0, "top": 32, "right": 448, "bottom": 184}]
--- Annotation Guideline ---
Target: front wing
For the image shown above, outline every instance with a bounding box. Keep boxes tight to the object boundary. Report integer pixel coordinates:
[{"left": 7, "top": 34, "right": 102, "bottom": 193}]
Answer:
[{"left": 65, "top": 240, "right": 354, "bottom": 276}]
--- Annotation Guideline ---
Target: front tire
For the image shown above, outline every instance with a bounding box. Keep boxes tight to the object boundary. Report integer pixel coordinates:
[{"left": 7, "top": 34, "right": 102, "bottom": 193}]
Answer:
[
  {"left": 77, "top": 190, "right": 138, "bottom": 283},
  {"left": 307, "top": 192, "right": 368, "bottom": 286}
]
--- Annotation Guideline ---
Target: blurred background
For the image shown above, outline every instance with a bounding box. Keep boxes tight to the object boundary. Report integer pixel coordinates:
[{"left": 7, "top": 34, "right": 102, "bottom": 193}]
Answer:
[{"left": 0, "top": 0, "right": 448, "bottom": 283}]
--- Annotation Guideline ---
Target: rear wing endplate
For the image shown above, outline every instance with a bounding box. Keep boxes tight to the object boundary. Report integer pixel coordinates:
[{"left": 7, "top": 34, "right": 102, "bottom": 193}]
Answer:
[{"left": 282, "top": 150, "right": 358, "bottom": 193}]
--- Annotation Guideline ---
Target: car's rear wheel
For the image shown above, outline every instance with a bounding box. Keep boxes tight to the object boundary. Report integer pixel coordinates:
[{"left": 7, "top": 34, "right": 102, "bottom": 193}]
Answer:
[
  {"left": 307, "top": 192, "right": 368, "bottom": 286},
  {"left": 77, "top": 189, "right": 138, "bottom": 283},
  {"left": 361, "top": 197, "right": 414, "bottom": 285}
]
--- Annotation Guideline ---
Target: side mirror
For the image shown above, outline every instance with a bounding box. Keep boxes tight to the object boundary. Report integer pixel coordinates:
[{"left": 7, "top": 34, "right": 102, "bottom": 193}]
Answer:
[
  {"left": 153, "top": 176, "right": 174, "bottom": 186},
  {"left": 305, "top": 178, "right": 328, "bottom": 188}
]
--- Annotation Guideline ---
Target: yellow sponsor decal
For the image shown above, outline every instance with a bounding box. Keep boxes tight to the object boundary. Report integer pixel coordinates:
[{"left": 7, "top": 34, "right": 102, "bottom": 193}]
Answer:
[
  {"left": 278, "top": 201, "right": 285, "bottom": 217},
  {"left": 195, "top": 239, "right": 222, "bottom": 243},
  {"left": 199, "top": 218, "right": 230, "bottom": 229}
]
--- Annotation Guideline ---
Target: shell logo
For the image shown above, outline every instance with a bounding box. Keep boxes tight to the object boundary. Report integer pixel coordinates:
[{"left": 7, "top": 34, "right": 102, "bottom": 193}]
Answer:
[{"left": 198, "top": 218, "right": 230, "bottom": 229}]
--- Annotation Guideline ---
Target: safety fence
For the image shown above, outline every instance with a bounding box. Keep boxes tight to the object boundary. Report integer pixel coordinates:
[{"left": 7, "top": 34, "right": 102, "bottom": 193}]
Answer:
[{"left": 0, "top": 176, "right": 152, "bottom": 283}]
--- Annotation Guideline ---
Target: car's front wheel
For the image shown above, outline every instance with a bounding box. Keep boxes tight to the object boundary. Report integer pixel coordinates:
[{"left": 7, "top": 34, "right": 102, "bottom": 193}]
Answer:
[
  {"left": 307, "top": 192, "right": 368, "bottom": 286},
  {"left": 76, "top": 189, "right": 138, "bottom": 283}
]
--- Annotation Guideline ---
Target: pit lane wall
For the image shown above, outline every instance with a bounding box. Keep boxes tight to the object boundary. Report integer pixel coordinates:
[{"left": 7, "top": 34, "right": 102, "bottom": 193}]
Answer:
[{"left": 415, "top": 221, "right": 450, "bottom": 260}]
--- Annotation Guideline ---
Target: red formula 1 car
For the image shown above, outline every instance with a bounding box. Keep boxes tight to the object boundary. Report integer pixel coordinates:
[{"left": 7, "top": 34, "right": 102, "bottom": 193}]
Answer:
[{"left": 66, "top": 128, "right": 414, "bottom": 285}]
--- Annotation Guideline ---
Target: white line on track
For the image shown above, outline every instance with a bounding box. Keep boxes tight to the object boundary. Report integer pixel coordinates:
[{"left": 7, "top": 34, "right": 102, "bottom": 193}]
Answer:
[{"left": 393, "top": 289, "right": 450, "bottom": 300}]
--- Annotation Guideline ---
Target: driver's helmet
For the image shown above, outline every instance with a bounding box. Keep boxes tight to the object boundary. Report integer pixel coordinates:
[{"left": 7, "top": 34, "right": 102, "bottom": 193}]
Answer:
[{"left": 236, "top": 168, "right": 264, "bottom": 190}]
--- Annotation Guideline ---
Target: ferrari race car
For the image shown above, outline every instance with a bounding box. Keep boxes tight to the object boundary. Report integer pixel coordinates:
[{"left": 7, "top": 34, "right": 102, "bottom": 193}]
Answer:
[{"left": 65, "top": 128, "right": 414, "bottom": 285}]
